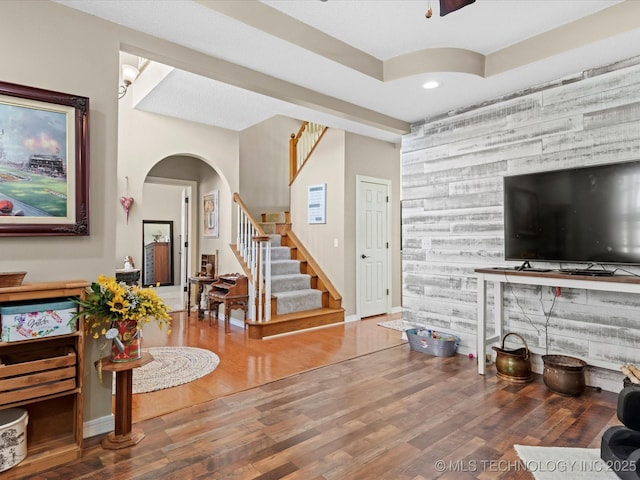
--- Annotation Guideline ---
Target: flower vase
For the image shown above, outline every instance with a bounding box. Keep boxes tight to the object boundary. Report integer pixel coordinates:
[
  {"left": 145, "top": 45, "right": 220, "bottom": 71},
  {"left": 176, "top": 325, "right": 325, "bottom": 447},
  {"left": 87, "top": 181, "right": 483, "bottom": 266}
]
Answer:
[{"left": 110, "top": 319, "right": 141, "bottom": 362}]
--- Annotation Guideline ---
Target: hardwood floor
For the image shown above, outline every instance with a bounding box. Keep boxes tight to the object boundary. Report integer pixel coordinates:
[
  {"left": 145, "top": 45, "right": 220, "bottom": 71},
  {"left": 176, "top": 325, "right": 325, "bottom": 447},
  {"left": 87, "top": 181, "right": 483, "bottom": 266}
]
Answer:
[
  {"left": 131, "top": 312, "right": 407, "bottom": 422},
  {"left": 33, "top": 313, "right": 620, "bottom": 479}
]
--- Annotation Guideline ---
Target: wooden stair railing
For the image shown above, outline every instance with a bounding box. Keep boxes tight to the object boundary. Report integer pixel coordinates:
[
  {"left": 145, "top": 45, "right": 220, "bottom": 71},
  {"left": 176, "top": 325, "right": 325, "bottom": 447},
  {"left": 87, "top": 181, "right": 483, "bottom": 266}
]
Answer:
[
  {"left": 232, "top": 193, "right": 271, "bottom": 323},
  {"left": 289, "top": 121, "right": 328, "bottom": 184},
  {"left": 232, "top": 193, "right": 344, "bottom": 338}
]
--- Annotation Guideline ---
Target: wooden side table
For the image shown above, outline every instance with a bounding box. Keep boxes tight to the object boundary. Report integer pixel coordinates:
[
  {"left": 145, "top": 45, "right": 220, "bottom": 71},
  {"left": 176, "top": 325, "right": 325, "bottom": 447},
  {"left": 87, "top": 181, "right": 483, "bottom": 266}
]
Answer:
[
  {"left": 208, "top": 295, "right": 249, "bottom": 333},
  {"left": 98, "top": 352, "right": 153, "bottom": 449},
  {"left": 115, "top": 268, "right": 141, "bottom": 285},
  {"left": 186, "top": 276, "right": 217, "bottom": 319}
]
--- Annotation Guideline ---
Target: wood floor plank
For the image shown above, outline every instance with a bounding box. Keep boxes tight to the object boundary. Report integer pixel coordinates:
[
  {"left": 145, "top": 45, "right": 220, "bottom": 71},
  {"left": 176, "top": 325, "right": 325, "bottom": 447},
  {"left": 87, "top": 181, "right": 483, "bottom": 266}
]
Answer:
[
  {"left": 29, "top": 313, "right": 621, "bottom": 479},
  {"left": 130, "top": 312, "right": 406, "bottom": 422}
]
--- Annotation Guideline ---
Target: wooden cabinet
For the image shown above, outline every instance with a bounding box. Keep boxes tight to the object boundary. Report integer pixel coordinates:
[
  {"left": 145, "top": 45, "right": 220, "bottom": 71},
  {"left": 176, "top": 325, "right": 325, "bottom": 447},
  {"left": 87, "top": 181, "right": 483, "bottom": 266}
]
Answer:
[
  {"left": 200, "top": 253, "right": 217, "bottom": 277},
  {"left": 0, "top": 280, "right": 88, "bottom": 478},
  {"left": 144, "top": 242, "right": 170, "bottom": 285}
]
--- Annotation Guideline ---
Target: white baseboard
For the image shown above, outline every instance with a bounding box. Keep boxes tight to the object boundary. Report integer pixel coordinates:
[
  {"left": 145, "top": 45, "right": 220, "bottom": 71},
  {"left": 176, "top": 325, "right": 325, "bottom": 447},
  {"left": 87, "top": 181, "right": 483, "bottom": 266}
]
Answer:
[
  {"left": 229, "top": 317, "right": 244, "bottom": 329},
  {"left": 83, "top": 414, "right": 114, "bottom": 439},
  {"left": 345, "top": 314, "right": 359, "bottom": 323},
  {"left": 390, "top": 306, "right": 403, "bottom": 314},
  {"left": 207, "top": 311, "right": 245, "bottom": 330}
]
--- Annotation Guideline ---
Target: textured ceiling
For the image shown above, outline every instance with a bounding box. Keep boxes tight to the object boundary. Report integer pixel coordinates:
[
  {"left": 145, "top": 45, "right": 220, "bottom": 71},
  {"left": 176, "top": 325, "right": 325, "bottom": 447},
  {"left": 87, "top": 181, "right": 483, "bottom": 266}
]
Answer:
[{"left": 56, "top": 0, "right": 640, "bottom": 143}]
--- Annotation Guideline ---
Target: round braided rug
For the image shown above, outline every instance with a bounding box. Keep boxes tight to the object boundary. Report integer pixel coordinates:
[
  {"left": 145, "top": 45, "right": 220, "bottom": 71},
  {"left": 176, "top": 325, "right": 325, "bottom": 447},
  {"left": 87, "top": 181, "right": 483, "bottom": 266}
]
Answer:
[{"left": 121, "top": 346, "right": 220, "bottom": 394}]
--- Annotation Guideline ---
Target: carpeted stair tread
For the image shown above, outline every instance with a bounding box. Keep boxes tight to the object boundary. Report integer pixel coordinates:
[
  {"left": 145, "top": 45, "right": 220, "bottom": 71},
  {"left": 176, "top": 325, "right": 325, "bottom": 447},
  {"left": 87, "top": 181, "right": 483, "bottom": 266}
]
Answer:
[
  {"left": 263, "top": 212, "right": 286, "bottom": 223},
  {"left": 273, "top": 288, "right": 323, "bottom": 315},
  {"left": 271, "top": 273, "right": 311, "bottom": 293},
  {"left": 270, "top": 260, "right": 301, "bottom": 275},
  {"left": 248, "top": 215, "right": 330, "bottom": 317},
  {"left": 271, "top": 246, "right": 293, "bottom": 260},
  {"left": 259, "top": 222, "right": 277, "bottom": 234},
  {"left": 268, "top": 234, "right": 281, "bottom": 247}
]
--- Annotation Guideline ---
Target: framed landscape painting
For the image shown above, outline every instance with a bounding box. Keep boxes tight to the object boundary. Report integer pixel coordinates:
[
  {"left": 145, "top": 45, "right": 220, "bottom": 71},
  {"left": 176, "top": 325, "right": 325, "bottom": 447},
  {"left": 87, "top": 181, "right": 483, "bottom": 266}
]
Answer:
[{"left": 0, "top": 81, "right": 89, "bottom": 236}]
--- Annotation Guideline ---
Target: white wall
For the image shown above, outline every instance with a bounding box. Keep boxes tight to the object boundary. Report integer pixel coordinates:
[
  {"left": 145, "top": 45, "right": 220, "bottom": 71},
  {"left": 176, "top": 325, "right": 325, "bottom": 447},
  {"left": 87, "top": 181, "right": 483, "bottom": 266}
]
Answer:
[
  {"left": 0, "top": 0, "right": 244, "bottom": 427},
  {"left": 198, "top": 167, "right": 235, "bottom": 274},
  {"left": 291, "top": 129, "right": 347, "bottom": 297},
  {"left": 0, "top": 0, "right": 404, "bottom": 430},
  {"left": 0, "top": 0, "right": 120, "bottom": 423},
  {"left": 116, "top": 93, "right": 241, "bottom": 279},
  {"left": 290, "top": 129, "right": 403, "bottom": 317},
  {"left": 401, "top": 55, "right": 640, "bottom": 391},
  {"left": 140, "top": 182, "right": 183, "bottom": 284},
  {"left": 239, "top": 115, "right": 299, "bottom": 215},
  {"left": 345, "top": 133, "right": 402, "bottom": 316}
]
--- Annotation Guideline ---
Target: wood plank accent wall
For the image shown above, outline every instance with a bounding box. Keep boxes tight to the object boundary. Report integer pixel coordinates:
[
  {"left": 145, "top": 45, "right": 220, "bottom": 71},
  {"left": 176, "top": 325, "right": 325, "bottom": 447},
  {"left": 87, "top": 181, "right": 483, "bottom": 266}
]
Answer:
[{"left": 401, "top": 55, "right": 640, "bottom": 388}]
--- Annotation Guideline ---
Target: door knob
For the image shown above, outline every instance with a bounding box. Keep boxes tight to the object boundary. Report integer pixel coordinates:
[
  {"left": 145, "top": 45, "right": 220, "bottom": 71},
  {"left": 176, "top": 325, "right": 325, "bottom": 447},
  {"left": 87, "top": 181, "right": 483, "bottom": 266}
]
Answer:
[{"left": 361, "top": 254, "right": 370, "bottom": 259}]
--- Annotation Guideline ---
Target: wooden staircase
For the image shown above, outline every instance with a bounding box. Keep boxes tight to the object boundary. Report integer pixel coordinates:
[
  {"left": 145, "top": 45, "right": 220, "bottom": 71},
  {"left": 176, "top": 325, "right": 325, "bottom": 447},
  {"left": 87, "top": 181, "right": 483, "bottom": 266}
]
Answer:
[
  {"left": 231, "top": 211, "right": 344, "bottom": 339},
  {"left": 230, "top": 120, "right": 339, "bottom": 338}
]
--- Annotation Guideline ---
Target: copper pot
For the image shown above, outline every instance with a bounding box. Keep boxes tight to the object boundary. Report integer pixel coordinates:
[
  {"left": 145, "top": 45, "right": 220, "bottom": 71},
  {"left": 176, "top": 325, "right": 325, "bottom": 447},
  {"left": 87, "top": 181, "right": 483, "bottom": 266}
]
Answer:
[
  {"left": 542, "top": 354, "right": 587, "bottom": 396},
  {"left": 492, "top": 332, "right": 533, "bottom": 383}
]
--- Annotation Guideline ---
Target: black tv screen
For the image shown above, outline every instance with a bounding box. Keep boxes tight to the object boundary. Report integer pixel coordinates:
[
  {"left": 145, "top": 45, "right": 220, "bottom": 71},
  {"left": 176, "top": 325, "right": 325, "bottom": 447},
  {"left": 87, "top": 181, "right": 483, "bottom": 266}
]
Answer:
[{"left": 504, "top": 161, "right": 640, "bottom": 265}]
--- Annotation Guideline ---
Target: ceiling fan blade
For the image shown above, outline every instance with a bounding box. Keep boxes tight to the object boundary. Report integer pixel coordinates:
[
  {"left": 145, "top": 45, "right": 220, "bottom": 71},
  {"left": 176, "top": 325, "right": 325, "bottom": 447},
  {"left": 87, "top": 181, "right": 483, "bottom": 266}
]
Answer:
[{"left": 440, "top": 0, "right": 476, "bottom": 16}]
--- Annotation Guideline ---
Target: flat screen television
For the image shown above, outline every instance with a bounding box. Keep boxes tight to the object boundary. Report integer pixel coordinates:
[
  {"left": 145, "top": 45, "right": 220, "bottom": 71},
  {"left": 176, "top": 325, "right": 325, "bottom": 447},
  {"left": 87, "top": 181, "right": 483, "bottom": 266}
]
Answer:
[{"left": 504, "top": 160, "right": 640, "bottom": 266}]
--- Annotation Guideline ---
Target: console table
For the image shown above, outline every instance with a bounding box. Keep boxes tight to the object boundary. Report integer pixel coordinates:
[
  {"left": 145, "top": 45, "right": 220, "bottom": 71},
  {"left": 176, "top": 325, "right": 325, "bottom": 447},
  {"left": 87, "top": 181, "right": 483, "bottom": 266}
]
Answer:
[
  {"left": 207, "top": 275, "right": 248, "bottom": 333},
  {"left": 475, "top": 268, "right": 640, "bottom": 375},
  {"left": 186, "top": 276, "right": 217, "bottom": 319}
]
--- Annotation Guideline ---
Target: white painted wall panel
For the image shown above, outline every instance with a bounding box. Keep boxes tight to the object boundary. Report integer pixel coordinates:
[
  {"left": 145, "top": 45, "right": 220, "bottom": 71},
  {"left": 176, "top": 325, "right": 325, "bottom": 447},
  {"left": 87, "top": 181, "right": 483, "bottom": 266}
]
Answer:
[{"left": 401, "top": 55, "right": 640, "bottom": 389}]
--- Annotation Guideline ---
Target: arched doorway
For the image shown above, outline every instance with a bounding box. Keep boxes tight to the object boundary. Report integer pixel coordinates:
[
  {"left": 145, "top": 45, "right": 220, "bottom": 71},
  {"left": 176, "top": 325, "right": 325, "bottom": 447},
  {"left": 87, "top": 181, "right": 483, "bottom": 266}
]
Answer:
[{"left": 141, "top": 154, "right": 231, "bottom": 311}]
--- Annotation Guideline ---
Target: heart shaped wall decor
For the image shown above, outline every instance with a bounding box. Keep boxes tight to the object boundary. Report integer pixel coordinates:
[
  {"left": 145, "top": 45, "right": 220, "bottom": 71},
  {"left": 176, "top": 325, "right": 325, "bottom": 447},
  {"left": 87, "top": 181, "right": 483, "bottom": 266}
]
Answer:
[{"left": 120, "top": 196, "right": 134, "bottom": 223}]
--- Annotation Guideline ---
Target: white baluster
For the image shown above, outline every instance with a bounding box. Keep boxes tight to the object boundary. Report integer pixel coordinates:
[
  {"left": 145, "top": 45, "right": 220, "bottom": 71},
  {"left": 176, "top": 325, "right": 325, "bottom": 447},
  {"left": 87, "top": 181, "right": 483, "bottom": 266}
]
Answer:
[
  {"left": 242, "top": 215, "right": 249, "bottom": 260},
  {"left": 264, "top": 238, "right": 271, "bottom": 321},
  {"left": 248, "top": 279, "right": 255, "bottom": 321},
  {"left": 238, "top": 210, "right": 244, "bottom": 258},
  {"left": 257, "top": 239, "right": 263, "bottom": 322},
  {"left": 236, "top": 202, "right": 241, "bottom": 251},
  {"left": 298, "top": 143, "right": 304, "bottom": 169},
  {"left": 249, "top": 236, "right": 257, "bottom": 322}
]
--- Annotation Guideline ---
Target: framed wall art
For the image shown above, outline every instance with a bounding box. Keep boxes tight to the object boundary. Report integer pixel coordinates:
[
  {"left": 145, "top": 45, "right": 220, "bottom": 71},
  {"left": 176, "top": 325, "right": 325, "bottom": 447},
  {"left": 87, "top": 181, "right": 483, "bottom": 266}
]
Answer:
[
  {"left": 203, "top": 190, "right": 219, "bottom": 238},
  {"left": 307, "top": 183, "right": 326, "bottom": 224},
  {"left": 0, "top": 81, "right": 89, "bottom": 236}
]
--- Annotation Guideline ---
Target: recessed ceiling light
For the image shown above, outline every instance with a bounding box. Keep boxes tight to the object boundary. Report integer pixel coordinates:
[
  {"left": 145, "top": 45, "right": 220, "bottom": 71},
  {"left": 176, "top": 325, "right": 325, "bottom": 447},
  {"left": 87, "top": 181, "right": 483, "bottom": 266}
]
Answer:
[{"left": 422, "top": 81, "right": 439, "bottom": 89}]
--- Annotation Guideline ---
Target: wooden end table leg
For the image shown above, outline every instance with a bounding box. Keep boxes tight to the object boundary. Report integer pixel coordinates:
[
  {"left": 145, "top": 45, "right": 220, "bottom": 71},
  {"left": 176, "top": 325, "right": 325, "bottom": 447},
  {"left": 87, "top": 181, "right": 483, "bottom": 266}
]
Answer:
[
  {"left": 197, "top": 284, "right": 205, "bottom": 320},
  {"left": 101, "top": 369, "right": 145, "bottom": 449},
  {"left": 209, "top": 302, "right": 219, "bottom": 325}
]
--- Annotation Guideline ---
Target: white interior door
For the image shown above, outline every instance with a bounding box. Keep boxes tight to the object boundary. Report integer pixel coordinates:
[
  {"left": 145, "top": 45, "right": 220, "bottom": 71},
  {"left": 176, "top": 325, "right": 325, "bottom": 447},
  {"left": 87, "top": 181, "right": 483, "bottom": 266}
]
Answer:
[{"left": 357, "top": 176, "right": 391, "bottom": 318}]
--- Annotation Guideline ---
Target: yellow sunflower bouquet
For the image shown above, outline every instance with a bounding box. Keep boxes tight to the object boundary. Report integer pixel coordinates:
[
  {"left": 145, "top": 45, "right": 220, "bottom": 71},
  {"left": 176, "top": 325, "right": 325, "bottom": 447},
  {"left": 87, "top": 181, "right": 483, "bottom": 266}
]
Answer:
[{"left": 73, "top": 275, "right": 171, "bottom": 340}]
